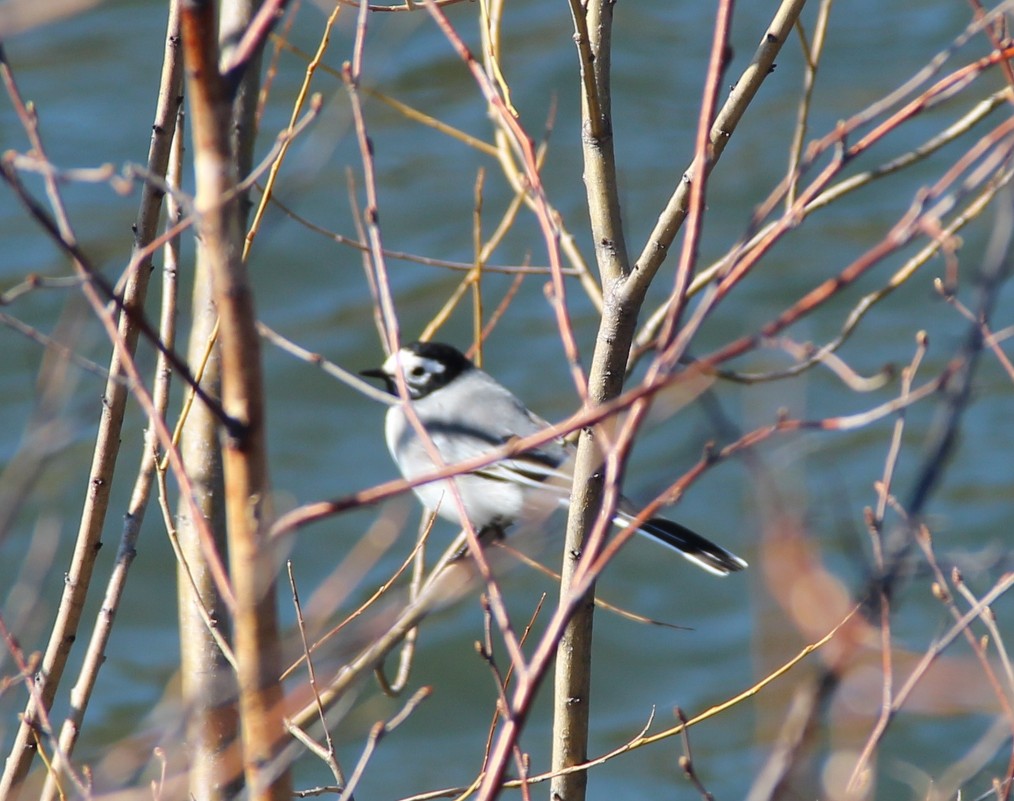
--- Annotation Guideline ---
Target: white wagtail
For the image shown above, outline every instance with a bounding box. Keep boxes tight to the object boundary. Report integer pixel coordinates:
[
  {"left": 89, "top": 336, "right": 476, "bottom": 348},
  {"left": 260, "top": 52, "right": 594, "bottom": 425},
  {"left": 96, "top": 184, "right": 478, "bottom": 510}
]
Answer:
[{"left": 361, "top": 341, "right": 747, "bottom": 576}]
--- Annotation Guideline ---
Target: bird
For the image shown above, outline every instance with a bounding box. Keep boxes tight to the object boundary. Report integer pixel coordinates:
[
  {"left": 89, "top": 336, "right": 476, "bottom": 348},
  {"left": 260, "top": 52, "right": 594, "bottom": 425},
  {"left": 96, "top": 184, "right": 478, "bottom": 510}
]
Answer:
[{"left": 361, "top": 341, "right": 746, "bottom": 576}]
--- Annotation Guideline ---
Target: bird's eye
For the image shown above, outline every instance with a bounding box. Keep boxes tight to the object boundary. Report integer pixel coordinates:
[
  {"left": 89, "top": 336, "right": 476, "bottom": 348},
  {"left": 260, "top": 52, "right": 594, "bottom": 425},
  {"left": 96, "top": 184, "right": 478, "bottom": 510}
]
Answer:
[{"left": 409, "top": 366, "right": 426, "bottom": 378}]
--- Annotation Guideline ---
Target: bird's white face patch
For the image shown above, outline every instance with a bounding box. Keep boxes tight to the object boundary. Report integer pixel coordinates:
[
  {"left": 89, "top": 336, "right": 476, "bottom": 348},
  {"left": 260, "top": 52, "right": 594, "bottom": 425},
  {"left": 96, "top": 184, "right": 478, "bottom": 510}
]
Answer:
[
  {"left": 383, "top": 350, "right": 445, "bottom": 377},
  {"left": 383, "top": 348, "right": 446, "bottom": 397}
]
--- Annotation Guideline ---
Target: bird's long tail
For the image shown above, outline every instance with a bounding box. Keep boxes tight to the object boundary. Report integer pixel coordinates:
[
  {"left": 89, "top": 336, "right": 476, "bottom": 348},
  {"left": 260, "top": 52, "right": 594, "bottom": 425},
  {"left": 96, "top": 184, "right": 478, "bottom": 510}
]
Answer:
[{"left": 619, "top": 514, "right": 748, "bottom": 576}]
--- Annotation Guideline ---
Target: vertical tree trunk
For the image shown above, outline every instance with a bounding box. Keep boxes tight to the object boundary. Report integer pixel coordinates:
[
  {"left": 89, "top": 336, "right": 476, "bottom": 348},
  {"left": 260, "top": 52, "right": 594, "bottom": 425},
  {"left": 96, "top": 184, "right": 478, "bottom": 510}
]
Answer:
[{"left": 179, "top": 1, "right": 290, "bottom": 798}]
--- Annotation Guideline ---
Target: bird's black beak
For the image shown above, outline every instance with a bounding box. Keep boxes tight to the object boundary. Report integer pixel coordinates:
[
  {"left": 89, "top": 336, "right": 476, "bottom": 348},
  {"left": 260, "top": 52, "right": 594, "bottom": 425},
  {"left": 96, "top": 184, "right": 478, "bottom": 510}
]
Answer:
[{"left": 360, "top": 367, "right": 396, "bottom": 395}]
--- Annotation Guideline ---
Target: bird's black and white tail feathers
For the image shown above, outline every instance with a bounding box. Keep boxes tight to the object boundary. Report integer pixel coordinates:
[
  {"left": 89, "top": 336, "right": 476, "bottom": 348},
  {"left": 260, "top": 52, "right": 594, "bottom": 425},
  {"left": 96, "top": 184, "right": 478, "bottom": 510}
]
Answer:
[
  {"left": 620, "top": 514, "right": 748, "bottom": 576},
  {"left": 485, "top": 453, "right": 748, "bottom": 576}
]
